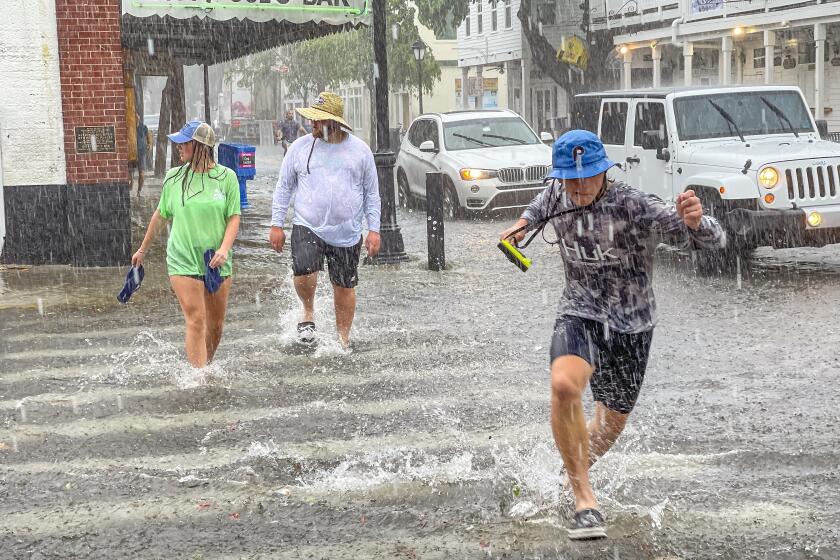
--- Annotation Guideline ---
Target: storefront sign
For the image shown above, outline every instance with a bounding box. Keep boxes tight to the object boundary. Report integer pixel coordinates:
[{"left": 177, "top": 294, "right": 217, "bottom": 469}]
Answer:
[
  {"left": 690, "top": 0, "right": 723, "bottom": 15},
  {"left": 75, "top": 126, "right": 117, "bottom": 154}
]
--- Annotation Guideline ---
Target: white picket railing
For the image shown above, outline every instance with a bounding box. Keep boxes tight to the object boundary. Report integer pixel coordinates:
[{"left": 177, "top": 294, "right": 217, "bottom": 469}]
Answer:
[{"left": 594, "top": 0, "right": 838, "bottom": 28}]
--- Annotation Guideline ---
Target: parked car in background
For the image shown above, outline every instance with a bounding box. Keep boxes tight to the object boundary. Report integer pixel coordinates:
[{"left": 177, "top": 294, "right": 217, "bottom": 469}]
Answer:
[{"left": 395, "top": 109, "right": 553, "bottom": 218}]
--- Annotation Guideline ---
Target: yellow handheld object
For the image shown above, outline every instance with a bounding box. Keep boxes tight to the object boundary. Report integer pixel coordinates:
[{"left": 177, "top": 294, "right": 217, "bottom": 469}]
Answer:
[{"left": 498, "top": 240, "right": 532, "bottom": 272}]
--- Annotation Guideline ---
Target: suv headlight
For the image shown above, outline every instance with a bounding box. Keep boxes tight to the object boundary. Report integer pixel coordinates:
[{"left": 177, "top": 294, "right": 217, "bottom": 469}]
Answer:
[
  {"left": 459, "top": 168, "right": 498, "bottom": 181},
  {"left": 758, "top": 166, "right": 780, "bottom": 189}
]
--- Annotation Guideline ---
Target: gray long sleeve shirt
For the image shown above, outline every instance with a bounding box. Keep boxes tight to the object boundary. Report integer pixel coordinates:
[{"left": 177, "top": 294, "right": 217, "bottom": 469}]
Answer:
[{"left": 522, "top": 180, "right": 725, "bottom": 333}]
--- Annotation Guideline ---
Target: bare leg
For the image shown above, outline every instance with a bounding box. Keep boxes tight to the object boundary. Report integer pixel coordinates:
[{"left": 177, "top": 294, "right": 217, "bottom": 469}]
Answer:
[
  {"left": 170, "top": 276, "right": 208, "bottom": 367},
  {"left": 550, "top": 355, "right": 597, "bottom": 512},
  {"left": 587, "top": 402, "right": 630, "bottom": 467},
  {"left": 333, "top": 285, "right": 356, "bottom": 348},
  {"left": 203, "top": 277, "right": 232, "bottom": 362},
  {"left": 294, "top": 273, "right": 318, "bottom": 322},
  {"left": 138, "top": 169, "right": 145, "bottom": 196}
]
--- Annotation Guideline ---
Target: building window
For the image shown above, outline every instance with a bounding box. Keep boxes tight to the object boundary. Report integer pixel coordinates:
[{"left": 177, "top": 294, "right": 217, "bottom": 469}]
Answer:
[
  {"left": 342, "top": 87, "right": 364, "bottom": 130},
  {"left": 753, "top": 48, "right": 765, "bottom": 69},
  {"left": 505, "top": 0, "right": 512, "bottom": 28},
  {"left": 491, "top": 3, "right": 498, "bottom": 31},
  {"left": 537, "top": 1, "right": 556, "bottom": 25},
  {"left": 477, "top": 1, "right": 483, "bottom": 34},
  {"left": 436, "top": 8, "right": 457, "bottom": 40},
  {"left": 465, "top": 10, "right": 471, "bottom": 36}
]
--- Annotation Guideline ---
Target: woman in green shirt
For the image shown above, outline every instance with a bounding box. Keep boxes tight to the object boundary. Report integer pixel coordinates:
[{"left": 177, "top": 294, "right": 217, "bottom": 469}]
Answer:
[{"left": 132, "top": 120, "right": 241, "bottom": 368}]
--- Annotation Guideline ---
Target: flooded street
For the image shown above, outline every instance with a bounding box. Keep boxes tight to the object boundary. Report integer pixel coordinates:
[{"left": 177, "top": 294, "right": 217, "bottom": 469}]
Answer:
[{"left": 2, "top": 145, "right": 840, "bottom": 559}]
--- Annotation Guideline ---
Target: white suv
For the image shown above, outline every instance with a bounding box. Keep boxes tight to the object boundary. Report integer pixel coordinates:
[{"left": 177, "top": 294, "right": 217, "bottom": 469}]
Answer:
[
  {"left": 573, "top": 85, "right": 840, "bottom": 256},
  {"left": 395, "top": 109, "right": 553, "bottom": 218}
]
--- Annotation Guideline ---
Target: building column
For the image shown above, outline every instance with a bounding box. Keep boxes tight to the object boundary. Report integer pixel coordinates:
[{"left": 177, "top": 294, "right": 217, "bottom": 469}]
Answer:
[
  {"left": 815, "top": 23, "right": 826, "bottom": 119},
  {"left": 652, "top": 44, "right": 662, "bottom": 88},
  {"left": 622, "top": 49, "right": 632, "bottom": 90},
  {"left": 721, "top": 35, "right": 733, "bottom": 85},
  {"left": 475, "top": 65, "right": 484, "bottom": 109},
  {"left": 764, "top": 30, "right": 775, "bottom": 85},
  {"left": 683, "top": 42, "right": 694, "bottom": 86},
  {"left": 461, "top": 66, "right": 469, "bottom": 110}
]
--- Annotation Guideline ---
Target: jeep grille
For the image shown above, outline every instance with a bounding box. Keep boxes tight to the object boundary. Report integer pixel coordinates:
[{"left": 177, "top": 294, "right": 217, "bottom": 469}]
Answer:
[
  {"left": 784, "top": 165, "right": 840, "bottom": 203},
  {"left": 499, "top": 168, "right": 524, "bottom": 183}
]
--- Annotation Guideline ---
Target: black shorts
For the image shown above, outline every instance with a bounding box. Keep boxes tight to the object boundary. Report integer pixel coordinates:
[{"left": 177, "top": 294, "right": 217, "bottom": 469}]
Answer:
[
  {"left": 550, "top": 314, "right": 653, "bottom": 414},
  {"left": 290, "top": 225, "right": 362, "bottom": 289}
]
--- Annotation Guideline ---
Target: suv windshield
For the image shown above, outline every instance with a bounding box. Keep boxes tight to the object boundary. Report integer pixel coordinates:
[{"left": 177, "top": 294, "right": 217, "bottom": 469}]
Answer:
[
  {"left": 443, "top": 117, "right": 540, "bottom": 151},
  {"left": 673, "top": 91, "right": 814, "bottom": 141}
]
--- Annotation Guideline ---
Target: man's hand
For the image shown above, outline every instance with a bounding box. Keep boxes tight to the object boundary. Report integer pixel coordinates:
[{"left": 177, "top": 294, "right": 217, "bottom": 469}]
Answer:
[
  {"left": 269, "top": 226, "right": 287, "bottom": 253},
  {"left": 499, "top": 219, "right": 529, "bottom": 245},
  {"left": 365, "top": 231, "right": 381, "bottom": 257},
  {"left": 676, "top": 190, "right": 704, "bottom": 231}
]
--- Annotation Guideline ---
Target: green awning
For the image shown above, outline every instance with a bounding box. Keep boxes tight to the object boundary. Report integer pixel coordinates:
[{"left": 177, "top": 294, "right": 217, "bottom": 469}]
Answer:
[{"left": 121, "top": 0, "right": 370, "bottom": 65}]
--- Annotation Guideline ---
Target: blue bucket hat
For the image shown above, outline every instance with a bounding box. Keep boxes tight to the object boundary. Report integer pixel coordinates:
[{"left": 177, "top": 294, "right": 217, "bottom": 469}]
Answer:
[
  {"left": 547, "top": 129, "right": 616, "bottom": 180},
  {"left": 117, "top": 265, "right": 144, "bottom": 303}
]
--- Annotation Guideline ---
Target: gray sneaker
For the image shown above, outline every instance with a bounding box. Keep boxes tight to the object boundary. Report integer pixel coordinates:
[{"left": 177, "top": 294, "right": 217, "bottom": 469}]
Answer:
[
  {"left": 568, "top": 508, "right": 607, "bottom": 540},
  {"left": 297, "top": 321, "right": 316, "bottom": 344}
]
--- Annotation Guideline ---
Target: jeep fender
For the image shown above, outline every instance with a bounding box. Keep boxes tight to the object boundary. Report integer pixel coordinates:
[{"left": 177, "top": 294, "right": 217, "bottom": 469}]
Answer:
[{"left": 682, "top": 172, "right": 758, "bottom": 200}]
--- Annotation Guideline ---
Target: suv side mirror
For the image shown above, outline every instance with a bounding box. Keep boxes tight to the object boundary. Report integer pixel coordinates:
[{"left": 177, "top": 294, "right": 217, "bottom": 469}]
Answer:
[
  {"left": 815, "top": 119, "right": 829, "bottom": 139},
  {"left": 540, "top": 131, "right": 554, "bottom": 144},
  {"left": 642, "top": 129, "right": 670, "bottom": 161},
  {"left": 419, "top": 140, "right": 438, "bottom": 154}
]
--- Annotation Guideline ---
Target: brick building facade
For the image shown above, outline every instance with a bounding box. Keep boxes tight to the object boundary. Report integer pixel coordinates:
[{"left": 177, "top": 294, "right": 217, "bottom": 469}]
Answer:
[{"left": 1, "top": 0, "right": 130, "bottom": 267}]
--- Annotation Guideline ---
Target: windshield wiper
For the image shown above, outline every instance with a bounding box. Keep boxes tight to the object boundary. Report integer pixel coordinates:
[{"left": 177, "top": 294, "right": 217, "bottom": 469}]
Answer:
[
  {"left": 708, "top": 100, "right": 745, "bottom": 143},
  {"left": 482, "top": 133, "right": 526, "bottom": 145},
  {"left": 759, "top": 96, "right": 799, "bottom": 138},
  {"left": 452, "top": 132, "right": 494, "bottom": 147}
]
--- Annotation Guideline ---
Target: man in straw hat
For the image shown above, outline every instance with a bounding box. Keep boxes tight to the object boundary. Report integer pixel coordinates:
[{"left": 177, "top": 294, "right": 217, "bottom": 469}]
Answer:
[
  {"left": 269, "top": 92, "right": 381, "bottom": 350},
  {"left": 499, "top": 130, "right": 724, "bottom": 540}
]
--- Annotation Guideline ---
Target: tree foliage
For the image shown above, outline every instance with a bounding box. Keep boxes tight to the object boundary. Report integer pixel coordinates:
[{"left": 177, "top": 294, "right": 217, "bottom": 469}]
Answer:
[
  {"left": 414, "top": 0, "right": 617, "bottom": 95},
  {"left": 230, "top": 0, "right": 441, "bottom": 105}
]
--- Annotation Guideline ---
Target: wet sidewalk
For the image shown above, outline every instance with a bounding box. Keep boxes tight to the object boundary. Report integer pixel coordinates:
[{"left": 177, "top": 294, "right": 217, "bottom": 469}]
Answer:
[{"left": 2, "top": 148, "right": 840, "bottom": 558}]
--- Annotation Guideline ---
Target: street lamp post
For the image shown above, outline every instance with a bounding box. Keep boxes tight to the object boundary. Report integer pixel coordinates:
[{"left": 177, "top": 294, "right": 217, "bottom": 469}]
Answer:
[
  {"left": 412, "top": 38, "right": 427, "bottom": 114},
  {"left": 370, "top": 0, "right": 408, "bottom": 264}
]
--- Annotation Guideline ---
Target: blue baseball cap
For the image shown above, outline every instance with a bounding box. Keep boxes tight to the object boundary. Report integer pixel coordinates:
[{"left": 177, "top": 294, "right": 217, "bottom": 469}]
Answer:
[
  {"left": 547, "top": 129, "right": 616, "bottom": 180},
  {"left": 167, "top": 119, "right": 216, "bottom": 146}
]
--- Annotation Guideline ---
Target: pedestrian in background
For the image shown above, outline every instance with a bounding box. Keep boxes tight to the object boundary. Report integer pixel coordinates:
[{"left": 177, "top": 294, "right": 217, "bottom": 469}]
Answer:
[
  {"left": 268, "top": 92, "right": 380, "bottom": 350},
  {"left": 277, "top": 109, "right": 306, "bottom": 155},
  {"left": 132, "top": 112, "right": 151, "bottom": 196},
  {"left": 132, "top": 120, "right": 241, "bottom": 368}
]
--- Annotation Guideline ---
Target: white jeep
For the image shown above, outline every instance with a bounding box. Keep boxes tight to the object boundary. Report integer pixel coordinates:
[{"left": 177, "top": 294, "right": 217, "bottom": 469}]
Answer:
[{"left": 572, "top": 85, "right": 840, "bottom": 256}]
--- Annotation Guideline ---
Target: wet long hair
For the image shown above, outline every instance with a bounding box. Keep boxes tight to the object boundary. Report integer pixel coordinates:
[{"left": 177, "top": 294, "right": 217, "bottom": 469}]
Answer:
[{"left": 164, "top": 141, "right": 228, "bottom": 206}]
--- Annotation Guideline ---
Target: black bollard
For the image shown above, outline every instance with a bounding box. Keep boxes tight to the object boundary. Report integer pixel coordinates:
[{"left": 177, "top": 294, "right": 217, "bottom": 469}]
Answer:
[{"left": 426, "top": 172, "right": 445, "bottom": 271}]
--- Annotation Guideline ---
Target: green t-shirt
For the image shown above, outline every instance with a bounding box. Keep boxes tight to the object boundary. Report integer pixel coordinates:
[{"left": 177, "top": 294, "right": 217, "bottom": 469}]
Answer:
[{"left": 157, "top": 164, "right": 241, "bottom": 277}]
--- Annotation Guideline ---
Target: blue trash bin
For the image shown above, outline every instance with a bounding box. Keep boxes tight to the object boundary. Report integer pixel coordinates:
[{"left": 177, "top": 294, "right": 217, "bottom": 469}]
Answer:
[{"left": 218, "top": 142, "right": 256, "bottom": 209}]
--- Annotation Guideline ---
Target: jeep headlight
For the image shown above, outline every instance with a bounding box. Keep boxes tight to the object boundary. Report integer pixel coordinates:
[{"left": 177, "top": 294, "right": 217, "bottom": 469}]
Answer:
[
  {"left": 459, "top": 168, "right": 498, "bottom": 181},
  {"left": 758, "top": 166, "right": 780, "bottom": 189}
]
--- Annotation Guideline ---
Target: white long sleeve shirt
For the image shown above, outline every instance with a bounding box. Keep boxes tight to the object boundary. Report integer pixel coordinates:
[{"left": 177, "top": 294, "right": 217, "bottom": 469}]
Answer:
[{"left": 271, "top": 133, "right": 381, "bottom": 247}]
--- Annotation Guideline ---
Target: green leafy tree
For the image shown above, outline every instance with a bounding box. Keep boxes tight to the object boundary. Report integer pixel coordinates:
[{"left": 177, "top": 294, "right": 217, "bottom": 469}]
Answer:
[
  {"left": 415, "top": 0, "right": 617, "bottom": 95},
  {"left": 230, "top": 0, "right": 441, "bottom": 142}
]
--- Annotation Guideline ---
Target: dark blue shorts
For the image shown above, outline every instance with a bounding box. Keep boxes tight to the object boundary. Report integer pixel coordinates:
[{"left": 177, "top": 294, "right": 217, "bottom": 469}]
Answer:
[
  {"left": 550, "top": 314, "right": 653, "bottom": 414},
  {"left": 291, "top": 225, "right": 362, "bottom": 289}
]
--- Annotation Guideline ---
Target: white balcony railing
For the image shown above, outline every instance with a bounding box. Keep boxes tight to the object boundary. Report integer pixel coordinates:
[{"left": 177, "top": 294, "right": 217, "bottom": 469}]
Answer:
[{"left": 592, "top": 0, "right": 839, "bottom": 30}]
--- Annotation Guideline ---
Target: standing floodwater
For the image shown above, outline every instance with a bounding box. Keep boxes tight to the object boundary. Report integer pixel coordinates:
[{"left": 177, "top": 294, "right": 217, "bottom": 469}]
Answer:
[{"left": 1, "top": 144, "right": 839, "bottom": 558}]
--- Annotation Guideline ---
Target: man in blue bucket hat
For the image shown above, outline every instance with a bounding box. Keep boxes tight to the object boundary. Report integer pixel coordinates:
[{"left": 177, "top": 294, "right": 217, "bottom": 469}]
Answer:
[{"left": 500, "top": 130, "right": 725, "bottom": 540}]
